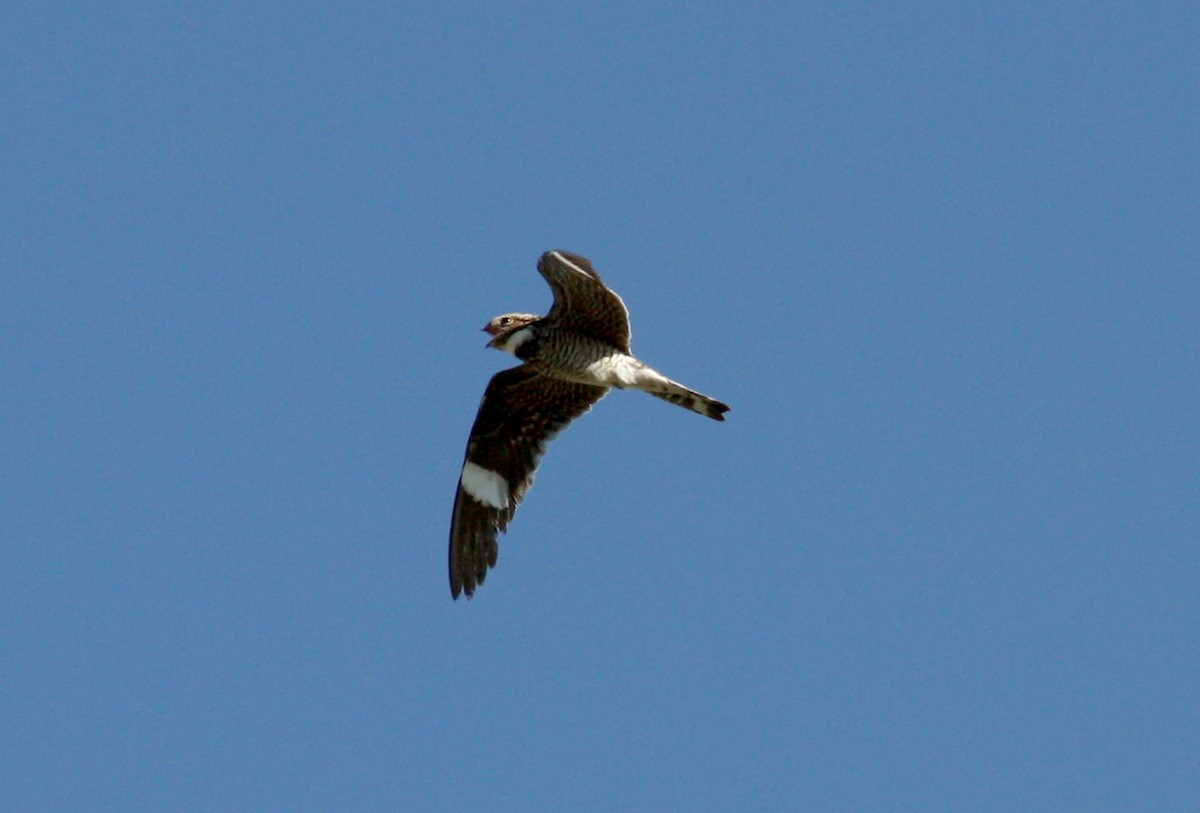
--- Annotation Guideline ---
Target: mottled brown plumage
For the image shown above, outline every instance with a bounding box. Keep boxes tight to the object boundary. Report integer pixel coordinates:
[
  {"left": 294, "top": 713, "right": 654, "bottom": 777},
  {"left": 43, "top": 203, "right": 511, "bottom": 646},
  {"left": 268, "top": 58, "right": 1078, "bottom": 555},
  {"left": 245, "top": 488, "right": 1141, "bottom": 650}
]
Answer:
[{"left": 449, "top": 250, "right": 729, "bottom": 598}]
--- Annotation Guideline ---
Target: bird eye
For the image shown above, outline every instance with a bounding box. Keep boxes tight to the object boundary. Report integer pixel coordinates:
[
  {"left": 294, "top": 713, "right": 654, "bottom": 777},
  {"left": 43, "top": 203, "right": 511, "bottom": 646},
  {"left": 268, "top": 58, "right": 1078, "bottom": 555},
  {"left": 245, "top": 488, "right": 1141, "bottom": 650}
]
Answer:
[{"left": 499, "top": 317, "right": 511, "bottom": 326}]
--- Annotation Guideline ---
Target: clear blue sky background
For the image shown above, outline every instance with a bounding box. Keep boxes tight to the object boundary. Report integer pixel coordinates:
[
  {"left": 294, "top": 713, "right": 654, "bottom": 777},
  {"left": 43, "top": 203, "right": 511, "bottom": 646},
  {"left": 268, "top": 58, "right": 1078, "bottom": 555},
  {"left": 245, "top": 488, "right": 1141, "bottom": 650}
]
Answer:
[{"left": 3, "top": 4, "right": 1197, "bottom": 811}]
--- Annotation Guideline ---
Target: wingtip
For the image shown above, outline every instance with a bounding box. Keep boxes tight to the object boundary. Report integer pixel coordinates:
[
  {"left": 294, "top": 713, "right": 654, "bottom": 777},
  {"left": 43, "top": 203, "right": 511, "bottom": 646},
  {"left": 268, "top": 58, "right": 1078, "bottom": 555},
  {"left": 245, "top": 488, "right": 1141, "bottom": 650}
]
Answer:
[
  {"left": 450, "top": 559, "right": 478, "bottom": 600},
  {"left": 450, "top": 573, "right": 476, "bottom": 600}
]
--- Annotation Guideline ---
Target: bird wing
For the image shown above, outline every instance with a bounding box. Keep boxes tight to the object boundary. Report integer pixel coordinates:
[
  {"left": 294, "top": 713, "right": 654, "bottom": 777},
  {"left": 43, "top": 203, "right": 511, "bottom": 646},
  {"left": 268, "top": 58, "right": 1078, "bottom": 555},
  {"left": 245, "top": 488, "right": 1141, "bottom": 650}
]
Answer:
[
  {"left": 538, "top": 250, "right": 632, "bottom": 353},
  {"left": 449, "top": 365, "right": 608, "bottom": 598}
]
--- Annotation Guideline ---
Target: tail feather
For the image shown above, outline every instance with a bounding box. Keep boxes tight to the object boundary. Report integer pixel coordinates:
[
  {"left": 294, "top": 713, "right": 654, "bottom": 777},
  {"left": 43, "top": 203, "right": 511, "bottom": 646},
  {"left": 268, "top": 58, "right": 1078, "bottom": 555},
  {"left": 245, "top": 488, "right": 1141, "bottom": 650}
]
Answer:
[{"left": 647, "top": 377, "right": 730, "bottom": 421}]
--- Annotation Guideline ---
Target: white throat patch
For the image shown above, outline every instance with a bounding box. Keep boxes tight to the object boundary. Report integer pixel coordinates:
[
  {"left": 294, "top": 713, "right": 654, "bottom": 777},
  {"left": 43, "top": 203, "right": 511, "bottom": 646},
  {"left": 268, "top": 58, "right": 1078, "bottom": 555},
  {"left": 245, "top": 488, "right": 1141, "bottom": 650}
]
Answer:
[
  {"left": 498, "top": 325, "right": 534, "bottom": 356},
  {"left": 460, "top": 461, "right": 509, "bottom": 509}
]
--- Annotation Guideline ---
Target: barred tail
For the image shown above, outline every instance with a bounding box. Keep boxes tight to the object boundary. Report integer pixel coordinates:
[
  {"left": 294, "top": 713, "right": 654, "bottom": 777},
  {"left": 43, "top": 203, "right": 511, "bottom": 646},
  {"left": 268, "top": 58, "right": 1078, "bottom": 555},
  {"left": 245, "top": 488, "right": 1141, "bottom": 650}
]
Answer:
[{"left": 645, "top": 376, "right": 730, "bottom": 421}]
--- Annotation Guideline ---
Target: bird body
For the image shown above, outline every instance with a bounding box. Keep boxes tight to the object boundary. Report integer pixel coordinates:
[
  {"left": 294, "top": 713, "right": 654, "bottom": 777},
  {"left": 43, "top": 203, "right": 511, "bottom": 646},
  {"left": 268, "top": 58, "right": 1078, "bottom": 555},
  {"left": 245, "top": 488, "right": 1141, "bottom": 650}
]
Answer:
[
  {"left": 449, "top": 250, "right": 729, "bottom": 598},
  {"left": 492, "top": 319, "right": 726, "bottom": 418}
]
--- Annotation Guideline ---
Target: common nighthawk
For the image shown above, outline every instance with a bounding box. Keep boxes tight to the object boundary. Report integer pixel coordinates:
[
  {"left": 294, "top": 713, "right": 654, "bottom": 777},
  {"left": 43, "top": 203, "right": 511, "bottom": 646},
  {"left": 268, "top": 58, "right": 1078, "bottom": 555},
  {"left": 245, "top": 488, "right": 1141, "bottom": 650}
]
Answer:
[{"left": 449, "top": 250, "right": 730, "bottom": 599}]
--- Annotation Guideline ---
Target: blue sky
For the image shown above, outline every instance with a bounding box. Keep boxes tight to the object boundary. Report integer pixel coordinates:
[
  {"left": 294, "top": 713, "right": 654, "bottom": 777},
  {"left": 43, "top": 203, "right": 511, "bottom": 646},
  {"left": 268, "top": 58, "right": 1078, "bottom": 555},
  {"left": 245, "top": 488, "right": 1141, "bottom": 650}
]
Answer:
[{"left": 3, "top": 3, "right": 1197, "bottom": 811}]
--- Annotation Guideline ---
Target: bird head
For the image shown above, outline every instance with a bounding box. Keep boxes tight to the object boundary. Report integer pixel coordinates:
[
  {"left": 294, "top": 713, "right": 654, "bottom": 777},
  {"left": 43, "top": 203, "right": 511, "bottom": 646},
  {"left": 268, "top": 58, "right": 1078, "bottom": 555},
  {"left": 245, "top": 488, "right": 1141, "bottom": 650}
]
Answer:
[{"left": 483, "top": 313, "right": 540, "bottom": 352}]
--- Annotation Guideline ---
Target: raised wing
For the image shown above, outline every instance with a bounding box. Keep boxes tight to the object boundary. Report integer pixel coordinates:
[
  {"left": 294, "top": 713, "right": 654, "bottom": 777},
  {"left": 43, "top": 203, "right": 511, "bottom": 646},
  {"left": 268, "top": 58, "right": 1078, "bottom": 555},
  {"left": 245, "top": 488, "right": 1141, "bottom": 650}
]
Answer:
[
  {"left": 449, "top": 365, "right": 607, "bottom": 598},
  {"left": 538, "top": 250, "right": 632, "bottom": 353}
]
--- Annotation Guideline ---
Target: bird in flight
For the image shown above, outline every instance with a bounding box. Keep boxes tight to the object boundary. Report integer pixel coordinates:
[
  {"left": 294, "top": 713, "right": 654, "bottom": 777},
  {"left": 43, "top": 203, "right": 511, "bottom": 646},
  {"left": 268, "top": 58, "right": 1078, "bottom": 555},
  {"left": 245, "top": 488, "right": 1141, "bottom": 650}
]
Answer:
[{"left": 449, "top": 250, "right": 730, "bottom": 599}]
